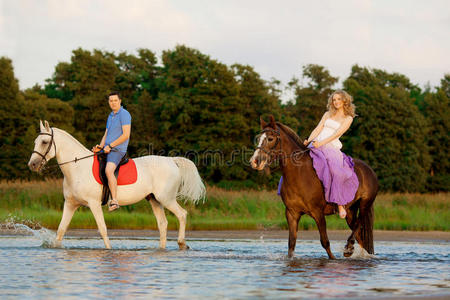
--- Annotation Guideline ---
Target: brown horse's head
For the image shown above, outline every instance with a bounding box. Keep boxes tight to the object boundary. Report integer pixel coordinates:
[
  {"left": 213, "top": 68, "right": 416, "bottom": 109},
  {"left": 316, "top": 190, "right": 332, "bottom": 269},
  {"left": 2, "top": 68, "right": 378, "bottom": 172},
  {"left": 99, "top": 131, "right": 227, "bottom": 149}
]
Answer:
[{"left": 250, "top": 115, "right": 280, "bottom": 170}]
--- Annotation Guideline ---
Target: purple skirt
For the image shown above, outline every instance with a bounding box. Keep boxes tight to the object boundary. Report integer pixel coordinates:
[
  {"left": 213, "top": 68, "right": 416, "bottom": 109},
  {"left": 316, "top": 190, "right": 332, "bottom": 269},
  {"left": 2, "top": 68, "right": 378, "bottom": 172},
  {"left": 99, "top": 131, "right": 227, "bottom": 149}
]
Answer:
[{"left": 278, "top": 145, "right": 359, "bottom": 205}]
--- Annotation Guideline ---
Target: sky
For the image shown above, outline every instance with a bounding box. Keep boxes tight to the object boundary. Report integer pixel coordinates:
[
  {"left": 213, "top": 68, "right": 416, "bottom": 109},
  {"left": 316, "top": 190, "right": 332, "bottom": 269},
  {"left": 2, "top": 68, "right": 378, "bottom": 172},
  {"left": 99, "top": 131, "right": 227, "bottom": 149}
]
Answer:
[{"left": 1, "top": 0, "right": 449, "bottom": 97}]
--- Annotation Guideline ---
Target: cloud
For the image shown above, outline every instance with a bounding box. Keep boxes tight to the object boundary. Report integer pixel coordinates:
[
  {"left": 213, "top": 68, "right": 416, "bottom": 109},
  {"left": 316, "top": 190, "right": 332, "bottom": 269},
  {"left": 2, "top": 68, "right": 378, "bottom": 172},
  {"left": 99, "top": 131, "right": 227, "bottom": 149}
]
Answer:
[{"left": 1, "top": 0, "right": 449, "bottom": 91}]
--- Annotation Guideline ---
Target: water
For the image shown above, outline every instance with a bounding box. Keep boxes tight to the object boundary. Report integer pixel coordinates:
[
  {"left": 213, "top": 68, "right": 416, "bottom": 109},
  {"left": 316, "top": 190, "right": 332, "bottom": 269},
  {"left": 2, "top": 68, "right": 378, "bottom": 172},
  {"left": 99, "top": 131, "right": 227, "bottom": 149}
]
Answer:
[{"left": 0, "top": 226, "right": 449, "bottom": 299}]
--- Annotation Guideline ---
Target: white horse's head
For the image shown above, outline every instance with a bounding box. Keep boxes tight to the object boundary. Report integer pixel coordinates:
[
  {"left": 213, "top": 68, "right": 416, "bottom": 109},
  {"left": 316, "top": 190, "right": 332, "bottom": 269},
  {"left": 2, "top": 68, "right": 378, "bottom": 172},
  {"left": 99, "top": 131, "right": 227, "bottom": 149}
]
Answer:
[{"left": 28, "top": 120, "right": 57, "bottom": 172}]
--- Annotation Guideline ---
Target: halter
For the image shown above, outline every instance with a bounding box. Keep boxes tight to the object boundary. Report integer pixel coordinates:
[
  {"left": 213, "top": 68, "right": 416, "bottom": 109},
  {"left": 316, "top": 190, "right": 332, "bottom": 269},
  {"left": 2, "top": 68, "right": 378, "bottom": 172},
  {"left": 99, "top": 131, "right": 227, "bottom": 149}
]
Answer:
[
  {"left": 255, "top": 127, "right": 310, "bottom": 167},
  {"left": 255, "top": 128, "right": 281, "bottom": 156},
  {"left": 32, "top": 128, "right": 56, "bottom": 168},
  {"left": 32, "top": 128, "right": 97, "bottom": 170}
]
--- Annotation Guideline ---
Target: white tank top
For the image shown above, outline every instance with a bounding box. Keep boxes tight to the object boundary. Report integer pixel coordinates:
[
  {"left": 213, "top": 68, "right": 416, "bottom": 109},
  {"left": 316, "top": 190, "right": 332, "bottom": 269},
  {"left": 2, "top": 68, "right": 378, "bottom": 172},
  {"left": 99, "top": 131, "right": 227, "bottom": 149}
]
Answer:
[{"left": 315, "top": 119, "right": 342, "bottom": 149}]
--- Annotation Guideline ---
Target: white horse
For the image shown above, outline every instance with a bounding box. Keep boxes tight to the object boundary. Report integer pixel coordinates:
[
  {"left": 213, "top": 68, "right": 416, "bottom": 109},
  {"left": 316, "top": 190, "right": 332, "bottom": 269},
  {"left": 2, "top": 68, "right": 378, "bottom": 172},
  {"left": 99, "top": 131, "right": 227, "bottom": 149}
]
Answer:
[{"left": 28, "top": 120, "right": 206, "bottom": 249}]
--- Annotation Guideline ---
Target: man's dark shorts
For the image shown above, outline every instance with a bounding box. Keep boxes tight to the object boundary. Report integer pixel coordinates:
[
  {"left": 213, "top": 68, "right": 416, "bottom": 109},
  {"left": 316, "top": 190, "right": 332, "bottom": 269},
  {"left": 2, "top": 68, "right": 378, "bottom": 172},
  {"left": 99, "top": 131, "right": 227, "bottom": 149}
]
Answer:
[{"left": 106, "top": 151, "right": 126, "bottom": 167}]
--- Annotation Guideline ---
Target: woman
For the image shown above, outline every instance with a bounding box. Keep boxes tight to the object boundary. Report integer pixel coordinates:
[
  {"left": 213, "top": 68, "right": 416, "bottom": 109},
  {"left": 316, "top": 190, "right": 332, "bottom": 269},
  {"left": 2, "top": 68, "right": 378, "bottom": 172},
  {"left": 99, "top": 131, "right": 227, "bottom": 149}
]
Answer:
[{"left": 303, "top": 90, "right": 359, "bottom": 218}]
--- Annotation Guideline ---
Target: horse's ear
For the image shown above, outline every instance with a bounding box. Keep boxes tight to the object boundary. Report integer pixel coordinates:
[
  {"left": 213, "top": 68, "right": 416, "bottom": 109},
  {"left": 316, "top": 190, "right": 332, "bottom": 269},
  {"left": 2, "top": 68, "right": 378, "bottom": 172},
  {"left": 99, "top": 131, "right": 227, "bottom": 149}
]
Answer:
[
  {"left": 268, "top": 115, "right": 276, "bottom": 128},
  {"left": 44, "top": 120, "right": 51, "bottom": 132},
  {"left": 39, "top": 120, "right": 45, "bottom": 132},
  {"left": 260, "top": 116, "right": 268, "bottom": 129}
]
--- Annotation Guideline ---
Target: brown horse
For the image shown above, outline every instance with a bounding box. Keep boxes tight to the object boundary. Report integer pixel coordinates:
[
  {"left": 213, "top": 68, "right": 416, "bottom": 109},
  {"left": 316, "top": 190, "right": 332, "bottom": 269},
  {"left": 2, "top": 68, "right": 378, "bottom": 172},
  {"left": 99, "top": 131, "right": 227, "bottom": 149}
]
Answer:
[{"left": 250, "top": 116, "right": 378, "bottom": 259}]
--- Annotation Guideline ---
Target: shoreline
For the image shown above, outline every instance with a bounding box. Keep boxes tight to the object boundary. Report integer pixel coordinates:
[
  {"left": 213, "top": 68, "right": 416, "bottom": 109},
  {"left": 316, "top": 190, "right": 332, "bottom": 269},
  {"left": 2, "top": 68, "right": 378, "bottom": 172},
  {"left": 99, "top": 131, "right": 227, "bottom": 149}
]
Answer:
[{"left": 1, "top": 229, "right": 449, "bottom": 242}]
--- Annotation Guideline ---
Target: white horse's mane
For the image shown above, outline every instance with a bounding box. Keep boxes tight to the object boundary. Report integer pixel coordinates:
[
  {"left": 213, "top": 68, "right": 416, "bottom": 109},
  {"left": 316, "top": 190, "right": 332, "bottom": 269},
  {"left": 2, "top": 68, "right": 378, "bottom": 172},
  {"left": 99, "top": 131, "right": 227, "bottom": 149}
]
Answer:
[{"left": 52, "top": 127, "right": 91, "bottom": 152}]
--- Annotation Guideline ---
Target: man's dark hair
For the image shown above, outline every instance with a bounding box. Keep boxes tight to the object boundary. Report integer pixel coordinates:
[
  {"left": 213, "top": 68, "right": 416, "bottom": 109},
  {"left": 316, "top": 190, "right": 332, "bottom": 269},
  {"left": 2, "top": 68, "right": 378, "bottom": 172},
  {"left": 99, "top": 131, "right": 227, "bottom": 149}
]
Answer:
[{"left": 108, "top": 91, "right": 121, "bottom": 99}]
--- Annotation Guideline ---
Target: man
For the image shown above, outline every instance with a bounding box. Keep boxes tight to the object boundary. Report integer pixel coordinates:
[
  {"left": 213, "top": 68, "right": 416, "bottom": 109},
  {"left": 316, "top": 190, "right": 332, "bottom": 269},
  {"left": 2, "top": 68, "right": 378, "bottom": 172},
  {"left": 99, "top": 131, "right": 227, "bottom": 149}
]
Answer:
[{"left": 92, "top": 92, "right": 131, "bottom": 211}]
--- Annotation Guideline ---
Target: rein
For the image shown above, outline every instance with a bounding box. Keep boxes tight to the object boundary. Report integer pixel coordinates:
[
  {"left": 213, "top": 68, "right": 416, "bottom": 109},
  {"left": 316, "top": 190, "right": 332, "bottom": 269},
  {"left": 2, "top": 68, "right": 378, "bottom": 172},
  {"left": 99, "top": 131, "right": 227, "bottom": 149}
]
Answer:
[
  {"left": 33, "top": 128, "right": 108, "bottom": 171},
  {"left": 256, "top": 127, "right": 310, "bottom": 170}
]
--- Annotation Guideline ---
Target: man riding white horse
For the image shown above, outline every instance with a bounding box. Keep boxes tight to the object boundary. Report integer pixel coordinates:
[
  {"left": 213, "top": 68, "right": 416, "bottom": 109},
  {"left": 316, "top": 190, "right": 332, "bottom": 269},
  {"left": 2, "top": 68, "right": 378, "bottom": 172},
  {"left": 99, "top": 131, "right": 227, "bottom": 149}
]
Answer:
[
  {"left": 92, "top": 91, "right": 131, "bottom": 212},
  {"left": 27, "top": 120, "right": 205, "bottom": 249}
]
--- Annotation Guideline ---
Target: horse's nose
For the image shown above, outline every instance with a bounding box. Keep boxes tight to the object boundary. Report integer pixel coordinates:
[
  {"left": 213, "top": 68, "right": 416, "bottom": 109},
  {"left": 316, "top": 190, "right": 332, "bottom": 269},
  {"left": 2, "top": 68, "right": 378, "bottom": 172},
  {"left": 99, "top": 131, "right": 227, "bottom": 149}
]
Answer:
[
  {"left": 250, "top": 157, "right": 259, "bottom": 169},
  {"left": 28, "top": 160, "right": 37, "bottom": 171}
]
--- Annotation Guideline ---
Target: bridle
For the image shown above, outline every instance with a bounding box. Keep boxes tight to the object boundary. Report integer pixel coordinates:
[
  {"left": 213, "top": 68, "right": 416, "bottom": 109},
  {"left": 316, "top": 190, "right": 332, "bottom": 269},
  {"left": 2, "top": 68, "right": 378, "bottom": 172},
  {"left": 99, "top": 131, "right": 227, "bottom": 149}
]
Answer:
[
  {"left": 255, "top": 128, "right": 281, "bottom": 158},
  {"left": 32, "top": 128, "right": 57, "bottom": 169},
  {"left": 255, "top": 127, "right": 310, "bottom": 168},
  {"left": 32, "top": 128, "right": 97, "bottom": 170}
]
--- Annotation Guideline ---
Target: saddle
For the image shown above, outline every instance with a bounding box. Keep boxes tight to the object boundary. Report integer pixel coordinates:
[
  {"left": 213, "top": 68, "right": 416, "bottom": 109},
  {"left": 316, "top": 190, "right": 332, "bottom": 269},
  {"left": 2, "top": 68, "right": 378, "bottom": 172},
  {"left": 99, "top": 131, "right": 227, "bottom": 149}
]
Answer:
[{"left": 93, "top": 153, "right": 137, "bottom": 206}]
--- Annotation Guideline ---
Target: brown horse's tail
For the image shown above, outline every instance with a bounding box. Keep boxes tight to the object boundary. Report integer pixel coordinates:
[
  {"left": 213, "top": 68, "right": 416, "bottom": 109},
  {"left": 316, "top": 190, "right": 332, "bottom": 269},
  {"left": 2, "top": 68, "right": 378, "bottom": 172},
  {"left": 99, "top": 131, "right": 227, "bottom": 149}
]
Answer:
[{"left": 360, "top": 204, "right": 374, "bottom": 254}]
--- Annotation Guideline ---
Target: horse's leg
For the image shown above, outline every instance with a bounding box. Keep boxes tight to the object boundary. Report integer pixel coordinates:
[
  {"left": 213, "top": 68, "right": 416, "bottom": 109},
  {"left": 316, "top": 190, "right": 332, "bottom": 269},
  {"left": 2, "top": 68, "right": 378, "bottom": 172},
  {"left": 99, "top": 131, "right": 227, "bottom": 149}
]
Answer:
[
  {"left": 164, "top": 201, "right": 189, "bottom": 250},
  {"left": 354, "top": 202, "right": 375, "bottom": 254},
  {"left": 146, "top": 195, "right": 168, "bottom": 249},
  {"left": 55, "top": 200, "right": 79, "bottom": 247},
  {"left": 89, "top": 201, "right": 111, "bottom": 249},
  {"left": 286, "top": 208, "right": 301, "bottom": 258},
  {"left": 343, "top": 205, "right": 359, "bottom": 257},
  {"left": 312, "top": 212, "right": 336, "bottom": 259}
]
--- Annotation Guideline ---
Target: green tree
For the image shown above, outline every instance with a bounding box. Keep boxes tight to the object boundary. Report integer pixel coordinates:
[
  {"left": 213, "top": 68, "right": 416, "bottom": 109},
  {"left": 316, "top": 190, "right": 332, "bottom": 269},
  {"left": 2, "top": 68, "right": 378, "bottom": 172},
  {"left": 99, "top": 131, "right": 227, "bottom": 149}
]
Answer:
[
  {"left": 0, "top": 57, "right": 28, "bottom": 179},
  {"left": 153, "top": 46, "right": 283, "bottom": 184},
  {"left": 422, "top": 74, "right": 450, "bottom": 191},
  {"left": 0, "top": 57, "right": 76, "bottom": 179},
  {"left": 127, "top": 90, "right": 161, "bottom": 156},
  {"left": 289, "top": 64, "right": 338, "bottom": 137},
  {"left": 344, "top": 65, "right": 431, "bottom": 192},
  {"left": 45, "top": 48, "right": 119, "bottom": 147},
  {"left": 21, "top": 90, "right": 77, "bottom": 179},
  {"left": 114, "top": 49, "right": 159, "bottom": 103}
]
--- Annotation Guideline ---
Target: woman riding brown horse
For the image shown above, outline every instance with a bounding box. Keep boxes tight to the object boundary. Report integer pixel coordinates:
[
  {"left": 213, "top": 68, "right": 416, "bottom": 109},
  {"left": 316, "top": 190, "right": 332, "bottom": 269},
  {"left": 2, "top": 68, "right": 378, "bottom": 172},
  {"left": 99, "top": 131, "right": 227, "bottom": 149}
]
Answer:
[{"left": 250, "top": 115, "right": 378, "bottom": 259}]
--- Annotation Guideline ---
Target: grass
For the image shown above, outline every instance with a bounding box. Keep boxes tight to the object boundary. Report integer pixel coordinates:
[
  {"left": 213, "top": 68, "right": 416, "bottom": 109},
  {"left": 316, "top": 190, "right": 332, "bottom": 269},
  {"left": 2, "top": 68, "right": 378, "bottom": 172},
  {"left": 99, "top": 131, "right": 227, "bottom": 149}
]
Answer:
[{"left": 0, "top": 179, "right": 448, "bottom": 231}]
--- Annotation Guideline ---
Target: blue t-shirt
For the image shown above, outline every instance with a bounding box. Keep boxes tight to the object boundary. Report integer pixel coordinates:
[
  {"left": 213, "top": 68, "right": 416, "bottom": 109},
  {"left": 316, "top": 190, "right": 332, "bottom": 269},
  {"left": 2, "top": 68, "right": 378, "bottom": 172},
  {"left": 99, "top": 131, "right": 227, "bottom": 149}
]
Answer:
[{"left": 105, "top": 106, "right": 131, "bottom": 152}]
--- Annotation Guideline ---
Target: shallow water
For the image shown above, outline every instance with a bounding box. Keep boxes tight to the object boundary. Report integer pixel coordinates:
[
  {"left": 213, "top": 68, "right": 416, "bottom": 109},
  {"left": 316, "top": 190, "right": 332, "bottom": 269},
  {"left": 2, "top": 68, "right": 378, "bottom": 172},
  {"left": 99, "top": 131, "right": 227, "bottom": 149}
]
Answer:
[{"left": 0, "top": 231, "right": 449, "bottom": 299}]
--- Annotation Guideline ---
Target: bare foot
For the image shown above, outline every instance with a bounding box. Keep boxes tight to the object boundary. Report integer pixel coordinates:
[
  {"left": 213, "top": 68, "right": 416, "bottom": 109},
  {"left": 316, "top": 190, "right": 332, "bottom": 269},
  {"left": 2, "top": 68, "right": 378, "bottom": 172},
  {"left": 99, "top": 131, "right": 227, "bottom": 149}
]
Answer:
[{"left": 338, "top": 205, "right": 347, "bottom": 218}]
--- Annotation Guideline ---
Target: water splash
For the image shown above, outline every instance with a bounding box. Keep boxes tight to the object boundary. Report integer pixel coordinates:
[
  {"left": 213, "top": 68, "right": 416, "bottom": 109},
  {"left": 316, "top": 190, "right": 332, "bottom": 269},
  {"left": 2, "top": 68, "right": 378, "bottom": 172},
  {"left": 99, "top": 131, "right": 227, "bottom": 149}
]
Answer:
[
  {"left": 0, "top": 215, "right": 57, "bottom": 248},
  {"left": 348, "top": 244, "right": 377, "bottom": 259}
]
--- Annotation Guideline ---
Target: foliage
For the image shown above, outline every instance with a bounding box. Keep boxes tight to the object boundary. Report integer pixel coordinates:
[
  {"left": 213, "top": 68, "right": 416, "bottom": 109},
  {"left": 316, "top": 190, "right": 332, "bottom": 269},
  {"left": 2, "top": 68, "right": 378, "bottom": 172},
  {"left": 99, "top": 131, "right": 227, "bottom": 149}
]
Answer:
[
  {"left": 288, "top": 64, "right": 338, "bottom": 136},
  {"left": 0, "top": 58, "right": 74, "bottom": 179},
  {"left": 0, "top": 181, "right": 448, "bottom": 231},
  {"left": 421, "top": 75, "right": 450, "bottom": 191},
  {"left": 343, "top": 65, "right": 431, "bottom": 192},
  {"left": 0, "top": 48, "right": 448, "bottom": 192}
]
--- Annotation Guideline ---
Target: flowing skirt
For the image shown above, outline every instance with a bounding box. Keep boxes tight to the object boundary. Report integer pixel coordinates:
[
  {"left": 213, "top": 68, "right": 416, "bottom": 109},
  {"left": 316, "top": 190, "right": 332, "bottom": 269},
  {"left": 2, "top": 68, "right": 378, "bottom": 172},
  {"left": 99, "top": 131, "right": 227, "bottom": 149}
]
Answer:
[{"left": 278, "top": 145, "right": 359, "bottom": 205}]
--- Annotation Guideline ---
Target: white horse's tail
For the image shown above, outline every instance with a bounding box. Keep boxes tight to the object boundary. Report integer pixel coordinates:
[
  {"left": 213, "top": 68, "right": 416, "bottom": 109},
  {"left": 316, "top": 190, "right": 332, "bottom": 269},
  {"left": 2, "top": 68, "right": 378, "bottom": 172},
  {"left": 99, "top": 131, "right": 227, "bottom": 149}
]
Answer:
[{"left": 172, "top": 157, "right": 206, "bottom": 204}]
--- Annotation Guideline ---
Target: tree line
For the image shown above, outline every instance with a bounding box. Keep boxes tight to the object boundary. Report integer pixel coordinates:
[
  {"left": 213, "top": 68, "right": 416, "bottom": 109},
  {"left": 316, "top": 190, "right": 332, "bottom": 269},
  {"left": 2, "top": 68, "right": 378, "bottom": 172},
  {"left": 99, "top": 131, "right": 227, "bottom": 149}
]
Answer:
[{"left": 0, "top": 45, "right": 448, "bottom": 192}]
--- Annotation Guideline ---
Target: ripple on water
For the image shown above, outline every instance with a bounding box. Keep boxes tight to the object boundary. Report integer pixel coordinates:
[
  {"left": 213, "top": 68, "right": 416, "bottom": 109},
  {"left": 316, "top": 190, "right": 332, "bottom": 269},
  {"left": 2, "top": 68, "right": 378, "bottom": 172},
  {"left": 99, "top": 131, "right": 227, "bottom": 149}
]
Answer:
[{"left": 0, "top": 233, "right": 449, "bottom": 299}]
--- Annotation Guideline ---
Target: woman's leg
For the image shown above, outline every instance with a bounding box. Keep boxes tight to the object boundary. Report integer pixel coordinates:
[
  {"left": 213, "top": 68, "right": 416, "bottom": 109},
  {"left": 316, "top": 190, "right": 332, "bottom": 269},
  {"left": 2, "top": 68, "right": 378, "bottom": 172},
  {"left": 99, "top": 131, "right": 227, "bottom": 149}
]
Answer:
[{"left": 324, "top": 147, "right": 349, "bottom": 218}]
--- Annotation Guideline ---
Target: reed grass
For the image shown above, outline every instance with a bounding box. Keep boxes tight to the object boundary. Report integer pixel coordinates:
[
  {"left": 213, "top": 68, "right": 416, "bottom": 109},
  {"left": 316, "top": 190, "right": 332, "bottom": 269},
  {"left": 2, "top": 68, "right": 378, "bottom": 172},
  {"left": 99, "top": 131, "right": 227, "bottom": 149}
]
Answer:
[{"left": 0, "top": 180, "right": 448, "bottom": 231}]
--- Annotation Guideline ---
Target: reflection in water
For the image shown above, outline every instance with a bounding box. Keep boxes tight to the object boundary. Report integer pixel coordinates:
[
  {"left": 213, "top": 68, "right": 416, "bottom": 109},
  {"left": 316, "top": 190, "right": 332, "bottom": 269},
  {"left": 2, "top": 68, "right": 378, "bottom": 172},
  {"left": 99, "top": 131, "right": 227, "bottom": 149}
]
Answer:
[
  {"left": 282, "top": 258, "right": 378, "bottom": 297},
  {"left": 0, "top": 237, "right": 448, "bottom": 299}
]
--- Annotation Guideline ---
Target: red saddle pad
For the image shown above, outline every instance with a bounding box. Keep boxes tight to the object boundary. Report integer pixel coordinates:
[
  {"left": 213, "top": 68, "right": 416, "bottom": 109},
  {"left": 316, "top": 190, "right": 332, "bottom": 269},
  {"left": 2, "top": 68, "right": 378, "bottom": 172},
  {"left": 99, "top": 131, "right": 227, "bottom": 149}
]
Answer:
[{"left": 92, "top": 155, "right": 137, "bottom": 185}]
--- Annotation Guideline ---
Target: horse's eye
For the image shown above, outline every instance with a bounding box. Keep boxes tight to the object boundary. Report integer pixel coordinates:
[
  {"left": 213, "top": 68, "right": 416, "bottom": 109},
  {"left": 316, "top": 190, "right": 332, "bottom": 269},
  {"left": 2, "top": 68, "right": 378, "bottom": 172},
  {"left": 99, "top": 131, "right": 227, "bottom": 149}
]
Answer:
[
  {"left": 42, "top": 141, "right": 48, "bottom": 145},
  {"left": 268, "top": 137, "right": 274, "bottom": 142}
]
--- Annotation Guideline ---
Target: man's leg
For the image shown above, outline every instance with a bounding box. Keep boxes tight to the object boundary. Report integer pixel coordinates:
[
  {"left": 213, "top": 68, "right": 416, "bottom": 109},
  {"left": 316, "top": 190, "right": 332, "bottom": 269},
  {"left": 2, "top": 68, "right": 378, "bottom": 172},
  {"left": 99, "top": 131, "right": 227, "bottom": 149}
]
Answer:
[{"left": 105, "top": 162, "right": 119, "bottom": 211}]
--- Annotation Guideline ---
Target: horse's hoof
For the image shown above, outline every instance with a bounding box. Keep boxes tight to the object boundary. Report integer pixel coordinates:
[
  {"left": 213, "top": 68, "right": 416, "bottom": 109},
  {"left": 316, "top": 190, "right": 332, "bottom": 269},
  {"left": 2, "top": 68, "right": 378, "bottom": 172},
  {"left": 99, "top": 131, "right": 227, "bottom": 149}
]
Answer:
[
  {"left": 343, "top": 246, "right": 354, "bottom": 257},
  {"left": 178, "top": 242, "right": 190, "bottom": 250},
  {"left": 53, "top": 240, "right": 62, "bottom": 247},
  {"left": 343, "top": 251, "right": 353, "bottom": 257}
]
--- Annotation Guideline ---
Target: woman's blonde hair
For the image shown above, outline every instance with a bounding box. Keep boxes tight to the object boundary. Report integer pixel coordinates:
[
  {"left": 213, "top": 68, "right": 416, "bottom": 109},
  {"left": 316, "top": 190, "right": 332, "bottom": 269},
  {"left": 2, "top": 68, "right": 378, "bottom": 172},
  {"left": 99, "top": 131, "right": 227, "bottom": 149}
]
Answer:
[{"left": 327, "top": 90, "right": 356, "bottom": 117}]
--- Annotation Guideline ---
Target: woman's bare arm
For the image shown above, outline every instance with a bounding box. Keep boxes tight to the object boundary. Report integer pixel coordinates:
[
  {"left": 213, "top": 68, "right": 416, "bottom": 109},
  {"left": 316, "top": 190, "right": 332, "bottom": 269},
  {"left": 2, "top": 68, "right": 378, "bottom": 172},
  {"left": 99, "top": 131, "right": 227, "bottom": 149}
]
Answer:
[
  {"left": 305, "top": 112, "right": 329, "bottom": 144},
  {"left": 314, "top": 116, "right": 353, "bottom": 147}
]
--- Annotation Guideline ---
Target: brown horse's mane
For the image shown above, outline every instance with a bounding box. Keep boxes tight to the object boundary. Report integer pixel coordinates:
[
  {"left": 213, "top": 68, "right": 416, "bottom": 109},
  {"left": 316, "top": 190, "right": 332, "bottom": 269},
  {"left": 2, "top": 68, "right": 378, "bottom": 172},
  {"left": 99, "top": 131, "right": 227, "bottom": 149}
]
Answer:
[{"left": 275, "top": 122, "right": 307, "bottom": 150}]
